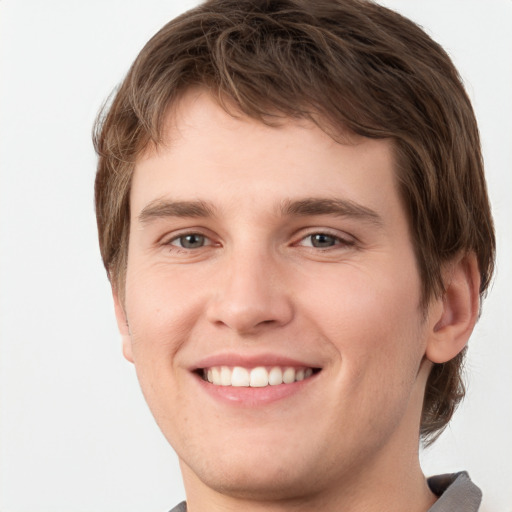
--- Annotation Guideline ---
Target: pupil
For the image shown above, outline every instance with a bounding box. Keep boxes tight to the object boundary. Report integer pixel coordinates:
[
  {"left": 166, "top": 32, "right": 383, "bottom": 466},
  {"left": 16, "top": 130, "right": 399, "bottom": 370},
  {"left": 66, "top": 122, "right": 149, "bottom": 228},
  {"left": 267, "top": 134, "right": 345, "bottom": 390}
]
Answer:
[
  {"left": 181, "top": 234, "right": 204, "bottom": 248},
  {"left": 312, "top": 234, "right": 334, "bottom": 247}
]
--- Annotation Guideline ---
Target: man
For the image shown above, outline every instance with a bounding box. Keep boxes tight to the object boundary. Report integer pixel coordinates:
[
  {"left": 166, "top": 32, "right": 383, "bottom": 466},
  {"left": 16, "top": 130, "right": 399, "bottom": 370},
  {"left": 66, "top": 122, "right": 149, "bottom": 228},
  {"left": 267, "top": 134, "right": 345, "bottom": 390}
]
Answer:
[{"left": 93, "top": 0, "right": 495, "bottom": 510}]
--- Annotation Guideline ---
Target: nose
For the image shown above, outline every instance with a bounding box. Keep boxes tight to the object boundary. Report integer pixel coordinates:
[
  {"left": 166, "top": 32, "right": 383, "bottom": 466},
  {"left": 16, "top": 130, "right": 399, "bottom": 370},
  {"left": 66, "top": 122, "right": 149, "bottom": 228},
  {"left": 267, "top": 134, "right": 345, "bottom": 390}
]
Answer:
[{"left": 206, "top": 249, "right": 294, "bottom": 335}]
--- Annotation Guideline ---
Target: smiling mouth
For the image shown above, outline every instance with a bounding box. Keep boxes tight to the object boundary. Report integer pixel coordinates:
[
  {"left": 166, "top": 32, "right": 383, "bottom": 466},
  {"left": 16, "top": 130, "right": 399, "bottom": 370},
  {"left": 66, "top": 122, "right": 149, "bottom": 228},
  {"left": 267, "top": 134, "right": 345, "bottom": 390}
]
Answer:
[{"left": 198, "top": 366, "right": 321, "bottom": 387}]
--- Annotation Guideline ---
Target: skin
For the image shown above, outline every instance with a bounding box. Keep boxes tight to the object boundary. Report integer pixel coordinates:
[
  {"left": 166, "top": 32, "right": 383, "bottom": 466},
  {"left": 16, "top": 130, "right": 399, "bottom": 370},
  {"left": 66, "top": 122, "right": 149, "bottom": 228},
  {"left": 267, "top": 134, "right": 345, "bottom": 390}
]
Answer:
[{"left": 114, "top": 90, "right": 480, "bottom": 512}]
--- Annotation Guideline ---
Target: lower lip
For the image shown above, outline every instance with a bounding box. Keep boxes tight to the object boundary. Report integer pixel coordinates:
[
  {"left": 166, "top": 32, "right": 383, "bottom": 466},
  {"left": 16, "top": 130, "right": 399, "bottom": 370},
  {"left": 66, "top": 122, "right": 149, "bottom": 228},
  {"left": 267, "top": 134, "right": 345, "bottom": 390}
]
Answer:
[{"left": 193, "top": 372, "right": 320, "bottom": 407}]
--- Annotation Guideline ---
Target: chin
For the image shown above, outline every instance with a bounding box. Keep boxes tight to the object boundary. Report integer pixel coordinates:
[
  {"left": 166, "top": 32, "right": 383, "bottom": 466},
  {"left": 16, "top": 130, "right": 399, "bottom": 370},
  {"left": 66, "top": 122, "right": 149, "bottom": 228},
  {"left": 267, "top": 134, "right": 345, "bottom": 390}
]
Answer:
[
  {"left": 185, "top": 455, "right": 322, "bottom": 502},
  {"left": 175, "top": 424, "right": 340, "bottom": 502}
]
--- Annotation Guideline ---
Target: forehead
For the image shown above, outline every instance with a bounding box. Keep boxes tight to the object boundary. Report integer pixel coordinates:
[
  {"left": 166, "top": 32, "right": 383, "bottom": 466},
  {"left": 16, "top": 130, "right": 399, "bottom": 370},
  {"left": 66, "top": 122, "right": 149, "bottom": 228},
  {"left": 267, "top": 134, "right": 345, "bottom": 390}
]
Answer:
[{"left": 131, "top": 90, "right": 400, "bottom": 223}]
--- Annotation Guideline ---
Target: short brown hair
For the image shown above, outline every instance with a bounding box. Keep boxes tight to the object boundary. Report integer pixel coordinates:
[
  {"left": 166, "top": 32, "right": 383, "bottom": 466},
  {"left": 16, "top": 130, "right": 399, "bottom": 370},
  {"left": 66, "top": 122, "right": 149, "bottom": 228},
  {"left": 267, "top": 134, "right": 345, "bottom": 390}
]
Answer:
[{"left": 94, "top": 0, "right": 495, "bottom": 444}]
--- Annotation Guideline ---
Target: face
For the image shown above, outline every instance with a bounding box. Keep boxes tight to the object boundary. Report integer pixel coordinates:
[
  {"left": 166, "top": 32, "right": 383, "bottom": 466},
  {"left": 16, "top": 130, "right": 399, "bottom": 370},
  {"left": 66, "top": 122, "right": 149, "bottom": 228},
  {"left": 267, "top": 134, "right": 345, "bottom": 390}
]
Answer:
[{"left": 119, "top": 90, "right": 437, "bottom": 501}]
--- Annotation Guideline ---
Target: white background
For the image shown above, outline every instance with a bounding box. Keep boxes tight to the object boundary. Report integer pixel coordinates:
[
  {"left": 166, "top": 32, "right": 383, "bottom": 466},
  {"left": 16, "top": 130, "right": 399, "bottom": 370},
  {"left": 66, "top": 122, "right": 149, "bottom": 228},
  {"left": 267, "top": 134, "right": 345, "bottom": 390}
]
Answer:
[{"left": 0, "top": 1, "right": 510, "bottom": 511}]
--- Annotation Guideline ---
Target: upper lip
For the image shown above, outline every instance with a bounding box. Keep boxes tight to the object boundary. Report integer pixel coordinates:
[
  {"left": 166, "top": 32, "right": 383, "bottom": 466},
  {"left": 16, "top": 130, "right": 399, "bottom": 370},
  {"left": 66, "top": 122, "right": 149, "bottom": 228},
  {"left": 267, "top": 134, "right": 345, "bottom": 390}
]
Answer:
[{"left": 192, "top": 353, "right": 322, "bottom": 371}]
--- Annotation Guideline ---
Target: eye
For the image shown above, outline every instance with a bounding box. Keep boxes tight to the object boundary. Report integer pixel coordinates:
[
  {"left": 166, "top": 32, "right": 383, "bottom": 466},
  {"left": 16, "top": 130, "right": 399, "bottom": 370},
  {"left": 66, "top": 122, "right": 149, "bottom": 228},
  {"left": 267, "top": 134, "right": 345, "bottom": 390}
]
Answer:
[
  {"left": 297, "top": 232, "right": 354, "bottom": 249},
  {"left": 308, "top": 233, "right": 337, "bottom": 248},
  {"left": 169, "top": 233, "right": 209, "bottom": 249}
]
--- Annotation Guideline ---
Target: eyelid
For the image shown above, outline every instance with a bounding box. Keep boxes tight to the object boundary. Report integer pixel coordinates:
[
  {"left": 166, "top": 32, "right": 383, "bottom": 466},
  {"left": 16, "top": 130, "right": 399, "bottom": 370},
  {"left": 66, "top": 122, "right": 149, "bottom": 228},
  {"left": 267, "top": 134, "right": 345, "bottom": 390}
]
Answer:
[
  {"left": 169, "top": 233, "right": 212, "bottom": 247},
  {"left": 293, "top": 228, "right": 356, "bottom": 247},
  {"left": 160, "top": 228, "right": 218, "bottom": 247},
  {"left": 158, "top": 226, "right": 356, "bottom": 250}
]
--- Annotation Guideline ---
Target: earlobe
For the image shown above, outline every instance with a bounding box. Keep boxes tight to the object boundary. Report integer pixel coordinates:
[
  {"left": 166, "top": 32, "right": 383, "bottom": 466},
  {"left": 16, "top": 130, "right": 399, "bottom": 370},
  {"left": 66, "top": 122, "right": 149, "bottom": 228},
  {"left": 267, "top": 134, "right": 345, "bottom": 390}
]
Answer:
[
  {"left": 426, "top": 253, "right": 481, "bottom": 364},
  {"left": 112, "top": 287, "right": 134, "bottom": 364}
]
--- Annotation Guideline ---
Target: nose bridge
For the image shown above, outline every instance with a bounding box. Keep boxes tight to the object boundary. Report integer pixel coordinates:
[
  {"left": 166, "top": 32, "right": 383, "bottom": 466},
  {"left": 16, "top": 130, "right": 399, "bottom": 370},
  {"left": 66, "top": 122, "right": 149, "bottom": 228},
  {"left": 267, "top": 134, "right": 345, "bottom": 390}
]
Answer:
[{"left": 206, "top": 243, "right": 293, "bottom": 334}]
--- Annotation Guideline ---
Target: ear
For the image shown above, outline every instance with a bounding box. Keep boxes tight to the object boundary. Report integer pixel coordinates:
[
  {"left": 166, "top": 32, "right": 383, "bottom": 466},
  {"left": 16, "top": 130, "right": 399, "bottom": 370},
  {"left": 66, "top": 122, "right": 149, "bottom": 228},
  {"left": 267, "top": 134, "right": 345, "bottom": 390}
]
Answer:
[
  {"left": 112, "top": 286, "right": 134, "bottom": 364},
  {"left": 425, "top": 253, "right": 481, "bottom": 364}
]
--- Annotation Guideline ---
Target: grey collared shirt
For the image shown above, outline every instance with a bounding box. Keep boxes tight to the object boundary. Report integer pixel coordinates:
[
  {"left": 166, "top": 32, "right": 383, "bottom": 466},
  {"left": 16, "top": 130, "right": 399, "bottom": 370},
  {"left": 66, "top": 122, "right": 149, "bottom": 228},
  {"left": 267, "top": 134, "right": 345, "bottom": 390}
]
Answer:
[
  {"left": 169, "top": 471, "right": 482, "bottom": 512},
  {"left": 427, "top": 471, "right": 482, "bottom": 511}
]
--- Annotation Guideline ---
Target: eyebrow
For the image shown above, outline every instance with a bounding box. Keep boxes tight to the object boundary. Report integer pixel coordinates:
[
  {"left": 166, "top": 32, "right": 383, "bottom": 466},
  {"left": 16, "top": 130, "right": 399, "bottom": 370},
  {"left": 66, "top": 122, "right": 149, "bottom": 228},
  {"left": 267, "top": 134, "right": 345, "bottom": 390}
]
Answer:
[
  {"left": 137, "top": 197, "right": 382, "bottom": 226},
  {"left": 138, "top": 199, "right": 216, "bottom": 223},
  {"left": 279, "top": 197, "right": 383, "bottom": 226}
]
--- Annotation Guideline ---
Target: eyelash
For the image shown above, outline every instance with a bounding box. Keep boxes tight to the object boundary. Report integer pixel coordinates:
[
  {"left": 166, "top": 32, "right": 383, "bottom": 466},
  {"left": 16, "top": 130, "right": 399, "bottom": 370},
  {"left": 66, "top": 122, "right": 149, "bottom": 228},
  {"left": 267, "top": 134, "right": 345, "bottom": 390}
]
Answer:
[
  {"left": 166, "top": 232, "right": 214, "bottom": 250},
  {"left": 295, "top": 231, "right": 355, "bottom": 250},
  {"left": 164, "top": 230, "right": 355, "bottom": 252}
]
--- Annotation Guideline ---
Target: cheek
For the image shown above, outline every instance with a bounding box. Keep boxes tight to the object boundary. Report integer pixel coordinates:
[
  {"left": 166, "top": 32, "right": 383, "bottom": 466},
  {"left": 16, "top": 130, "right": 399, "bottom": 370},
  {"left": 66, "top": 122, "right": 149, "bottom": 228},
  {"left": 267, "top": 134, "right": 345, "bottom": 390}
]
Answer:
[
  {"left": 123, "top": 269, "right": 196, "bottom": 425},
  {"left": 315, "top": 279, "right": 426, "bottom": 434},
  {"left": 123, "top": 265, "right": 203, "bottom": 363},
  {"left": 304, "top": 262, "right": 425, "bottom": 378}
]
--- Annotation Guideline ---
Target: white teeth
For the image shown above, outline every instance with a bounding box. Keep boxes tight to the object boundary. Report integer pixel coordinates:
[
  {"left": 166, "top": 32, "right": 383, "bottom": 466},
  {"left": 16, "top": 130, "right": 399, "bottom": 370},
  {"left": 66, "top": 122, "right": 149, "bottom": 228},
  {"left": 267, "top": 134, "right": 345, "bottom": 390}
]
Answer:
[
  {"left": 220, "top": 366, "right": 232, "bottom": 386},
  {"left": 282, "top": 367, "right": 296, "bottom": 384},
  {"left": 231, "top": 367, "right": 250, "bottom": 387},
  {"left": 250, "top": 367, "right": 269, "bottom": 387},
  {"left": 204, "top": 365, "right": 316, "bottom": 387},
  {"left": 268, "top": 366, "right": 283, "bottom": 386}
]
